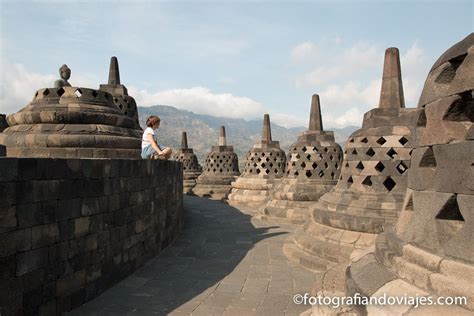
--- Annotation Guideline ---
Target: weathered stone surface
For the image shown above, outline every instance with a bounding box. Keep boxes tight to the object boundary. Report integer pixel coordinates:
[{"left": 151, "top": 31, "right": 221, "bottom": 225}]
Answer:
[
  {"left": 194, "top": 126, "right": 240, "bottom": 199},
  {"left": 286, "top": 48, "right": 417, "bottom": 286},
  {"left": 262, "top": 95, "right": 342, "bottom": 223},
  {"left": 173, "top": 131, "right": 201, "bottom": 193},
  {"left": 346, "top": 33, "right": 474, "bottom": 314},
  {"left": 0, "top": 158, "right": 183, "bottom": 314},
  {"left": 0, "top": 62, "right": 142, "bottom": 158},
  {"left": 228, "top": 114, "right": 286, "bottom": 208}
]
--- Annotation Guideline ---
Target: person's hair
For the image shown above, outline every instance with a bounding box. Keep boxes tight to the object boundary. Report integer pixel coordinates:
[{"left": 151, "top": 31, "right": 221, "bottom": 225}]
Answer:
[{"left": 146, "top": 115, "right": 161, "bottom": 127}]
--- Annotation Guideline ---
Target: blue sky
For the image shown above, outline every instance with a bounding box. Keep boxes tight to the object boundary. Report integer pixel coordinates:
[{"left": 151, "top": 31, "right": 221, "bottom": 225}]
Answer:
[{"left": 1, "top": 0, "right": 472, "bottom": 128}]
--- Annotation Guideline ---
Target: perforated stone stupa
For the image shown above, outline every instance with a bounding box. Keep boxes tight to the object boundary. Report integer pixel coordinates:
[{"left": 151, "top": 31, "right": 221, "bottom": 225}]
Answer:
[
  {"left": 346, "top": 33, "right": 474, "bottom": 315},
  {"left": 283, "top": 47, "right": 419, "bottom": 274},
  {"left": 99, "top": 56, "right": 140, "bottom": 126},
  {"left": 262, "top": 95, "right": 342, "bottom": 223},
  {"left": 0, "top": 64, "right": 142, "bottom": 158},
  {"left": 173, "top": 131, "right": 201, "bottom": 194},
  {"left": 227, "top": 114, "right": 286, "bottom": 208},
  {"left": 192, "top": 126, "right": 240, "bottom": 200}
]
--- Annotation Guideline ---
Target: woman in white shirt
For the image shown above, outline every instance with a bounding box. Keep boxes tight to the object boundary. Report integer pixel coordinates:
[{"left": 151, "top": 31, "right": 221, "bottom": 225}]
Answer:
[{"left": 141, "top": 115, "right": 172, "bottom": 159}]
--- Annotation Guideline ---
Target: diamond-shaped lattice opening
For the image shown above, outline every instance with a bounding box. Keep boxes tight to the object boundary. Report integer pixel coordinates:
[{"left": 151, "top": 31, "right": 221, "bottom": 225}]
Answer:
[
  {"left": 296, "top": 154, "right": 300, "bottom": 159},
  {"left": 269, "top": 163, "right": 274, "bottom": 168},
  {"left": 312, "top": 162, "right": 318, "bottom": 169},
  {"left": 219, "top": 168, "right": 223, "bottom": 173},
  {"left": 318, "top": 170, "right": 324, "bottom": 177},
  {"left": 396, "top": 162, "right": 408, "bottom": 174},
  {"left": 356, "top": 161, "right": 365, "bottom": 170},
  {"left": 274, "top": 169, "right": 278, "bottom": 173},
  {"left": 261, "top": 163, "right": 266, "bottom": 168},
  {"left": 330, "top": 155, "right": 334, "bottom": 161},
  {"left": 387, "top": 148, "right": 398, "bottom": 159},
  {"left": 306, "top": 170, "right": 312, "bottom": 177},
  {"left": 253, "top": 163, "right": 258, "bottom": 167},
  {"left": 265, "top": 157, "right": 270, "bottom": 162},
  {"left": 361, "top": 137, "right": 368, "bottom": 143},
  {"left": 257, "top": 158, "right": 262, "bottom": 162},
  {"left": 256, "top": 169, "right": 261, "bottom": 174},
  {"left": 265, "top": 169, "right": 270, "bottom": 174},
  {"left": 35, "top": 91, "right": 39, "bottom": 98},
  {"left": 335, "top": 163, "right": 338, "bottom": 169},
  {"left": 307, "top": 154, "right": 311, "bottom": 160},
  {"left": 399, "top": 136, "right": 409, "bottom": 146},
  {"left": 324, "top": 162, "right": 328, "bottom": 168},
  {"left": 375, "top": 161, "right": 385, "bottom": 172},
  {"left": 435, "top": 195, "right": 464, "bottom": 221},
  {"left": 352, "top": 149, "right": 357, "bottom": 155},
  {"left": 383, "top": 177, "right": 396, "bottom": 191},
  {"left": 324, "top": 147, "right": 329, "bottom": 152},
  {"left": 269, "top": 152, "right": 273, "bottom": 156},
  {"left": 294, "top": 171, "right": 299, "bottom": 176},
  {"left": 362, "top": 176, "right": 372, "bottom": 186},
  {"left": 313, "top": 147, "right": 319, "bottom": 152},
  {"left": 75, "top": 89, "right": 83, "bottom": 97},
  {"left": 330, "top": 171, "right": 335, "bottom": 179},
  {"left": 291, "top": 162, "right": 296, "bottom": 166},
  {"left": 345, "top": 162, "right": 349, "bottom": 168},
  {"left": 366, "top": 148, "right": 375, "bottom": 157},
  {"left": 302, "top": 146, "right": 307, "bottom": 152},
  {"left": 376, "top": 137, "right": 387, "bottom": 145},
  {"left": 349, "top": 138, "right": 355, "bottom": 143},
  {"left": 57, "top": 88, "right": 65, "bottom": 97},
  {"left": 347, "top": 176, "right": 353, "bottom": 183},
  {"left": 300, "top": 162, "right": 306, "bottom": 168},
  {"left": 261, "top": 152, "right": 265, "bottom": 157},
  {"left": 43, "top": 89, "right": 50, "bottom": 96}
]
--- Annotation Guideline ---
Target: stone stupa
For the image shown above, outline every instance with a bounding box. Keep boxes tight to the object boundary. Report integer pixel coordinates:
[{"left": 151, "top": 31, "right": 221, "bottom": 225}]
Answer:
[
  {"left": 0, "top": 64, "right": 142, "bottom": 158},
  {"left": 262, "top": 95, "right": 343, "bottom": 223},
  {"left": 99, "top": 56, "right": 140, "bottom": 126},
  {"left": 227, "top": 114, "right": 286, "bottom": 208},
  {"left": 173, "top": 131, "right": 202, "bottom": 194},
  {"left": 192, "top": 126, "right": 240, "bottom": 200},
  {"left": 283, "top": 47, "right": 419, "bottom": 276},
  {"left": 346, "top": 33, "right": 474, "bottom": 315}
]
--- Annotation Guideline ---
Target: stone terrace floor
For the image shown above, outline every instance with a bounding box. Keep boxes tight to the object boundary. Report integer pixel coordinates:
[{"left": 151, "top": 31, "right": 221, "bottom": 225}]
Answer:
[{"left": 69, "top": 196, "right": 317, "bottom": 315}]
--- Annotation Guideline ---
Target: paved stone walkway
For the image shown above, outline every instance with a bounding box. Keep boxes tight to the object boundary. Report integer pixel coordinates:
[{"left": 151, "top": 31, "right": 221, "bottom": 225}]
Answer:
[{"left": 70, "top": 196, "right": 317, "bottom": 315}]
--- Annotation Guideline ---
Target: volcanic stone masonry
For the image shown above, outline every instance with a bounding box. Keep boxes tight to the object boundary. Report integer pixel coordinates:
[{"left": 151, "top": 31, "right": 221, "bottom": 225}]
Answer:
[
  {"left": 99, "top": 56, "right": 140, "bottom": 126},
  {"left": 346, "top": 32, "right": 474, "bottom": 315},
  {"left": 283, "top": 47, "right": 419, "bottom": 283},
  {"left": 0, "top": 64, "right": 142, "bottom": 159},
  {"left": 227, "top": 114, "right": 286, "bottom": 208},
  {"left": 261, "top": 95, "right": 342, "bottom": 223},
  {"left": 192, "top": 126, "right": 240, "bottom": 200},
  {"left": 173, "top": 131, "right": 202, "bottom": 194}
]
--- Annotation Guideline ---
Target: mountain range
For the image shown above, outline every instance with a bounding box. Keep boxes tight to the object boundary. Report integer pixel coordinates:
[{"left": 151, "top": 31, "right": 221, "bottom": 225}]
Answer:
[{"left": 138, "top": 105, "right": 359, "bottom": 164}]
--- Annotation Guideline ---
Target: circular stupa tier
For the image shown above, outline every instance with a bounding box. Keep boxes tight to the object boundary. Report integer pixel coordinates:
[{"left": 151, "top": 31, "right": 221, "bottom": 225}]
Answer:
[
  {"left": 284, "top": 47, "right": 419, "bottom": 274},
  {"left": 262, "top": 95, "right": 343, "bottom": 224},
  {"left": 193, "top": 126, "right": 240, "bottom": 200},
  {"left": 173, "top": 132, "right": 202, "bottom": 194},
  {"left": 346, "top": 33, "right": 474, "bottom": 315},
  {"left": 227, "top": 114, "right": 286, "bottom": 208},
  {"left": 0, "top": 86, "right": 142, "bottom": 158}
]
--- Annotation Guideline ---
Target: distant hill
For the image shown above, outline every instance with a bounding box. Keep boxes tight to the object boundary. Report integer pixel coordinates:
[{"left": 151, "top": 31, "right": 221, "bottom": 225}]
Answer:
[{"left": 138, "top": 105, "right": 359, "bottom": 164}]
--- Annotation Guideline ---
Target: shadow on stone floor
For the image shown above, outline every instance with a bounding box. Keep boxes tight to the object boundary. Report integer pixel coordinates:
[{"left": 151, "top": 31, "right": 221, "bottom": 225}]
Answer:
[{"left": 68, "top": 195, "right": 286, "bottom": 315}]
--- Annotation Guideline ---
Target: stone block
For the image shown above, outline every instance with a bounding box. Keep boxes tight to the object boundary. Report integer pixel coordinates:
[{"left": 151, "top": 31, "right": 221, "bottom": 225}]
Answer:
[
  {"left": 81, "top": 196, "right": 109, "bottom": 216},
  {"left": 0, "top": 206, "right": 17, "bottom": 233},
  {"left": 0, "top": 228, "right": 31, "bottom": 258},
  {"left": 74, "top": 217, "right": 90, "bottom": 238},
  {"left": 16, "top": 247, "right": 49, "bottom": 276},
  {"left": 32, "top": 223, "right": 59, "bottom": 249},
  {"left": 0, "top": 158, "right": 18, "bottom": 182},
  {"left": 56, "top": 270, "right": 86, "bottom": 297}
]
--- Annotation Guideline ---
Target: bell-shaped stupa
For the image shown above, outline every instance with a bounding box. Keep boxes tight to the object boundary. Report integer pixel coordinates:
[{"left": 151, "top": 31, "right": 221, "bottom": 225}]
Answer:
[
  {"left": 227, "top": 114, "right": 286, "bottom": 208},
  {"left": 192, "top": 126, "right": 240, "bottom": 200},
  {"left": 99, "top": 56, "right": 140, "bottom": 126},
  {"left": 262, "top": 95, "right": 343, "bottom": 223},
  {"left": 283, "top": 47, "right": 419, "bottom": 273},
  {"left": 173, "top": 131, "right": 202, "bottom": 194}
]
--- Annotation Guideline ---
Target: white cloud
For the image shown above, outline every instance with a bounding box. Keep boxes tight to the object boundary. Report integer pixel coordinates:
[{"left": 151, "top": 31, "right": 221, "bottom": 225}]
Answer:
[
  {"left": 295, "top": 41, "right": 381, "bottom": 87},
  {"left": 130, "top": 86, "right": 265, "bottom": 119},
  {"left": 290, "top": 41, "right": 319, "bottom": 63},
  {"left": 271, "top": 112, "right": 307, "bottom": 129},
  {"left": 324, "top": 107, "right": 365, "bottom": 128}
]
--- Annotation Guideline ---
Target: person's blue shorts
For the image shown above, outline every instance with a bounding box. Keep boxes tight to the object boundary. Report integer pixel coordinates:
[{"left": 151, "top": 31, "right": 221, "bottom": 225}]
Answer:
[{"left": 141, "top": 143, "right": 165, "bottom": 159}]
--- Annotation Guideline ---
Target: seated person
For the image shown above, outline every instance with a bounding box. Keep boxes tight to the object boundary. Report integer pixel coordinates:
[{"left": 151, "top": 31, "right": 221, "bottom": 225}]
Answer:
[{"left": 141, "top": 115, "right": 172, "bottom": 159}]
